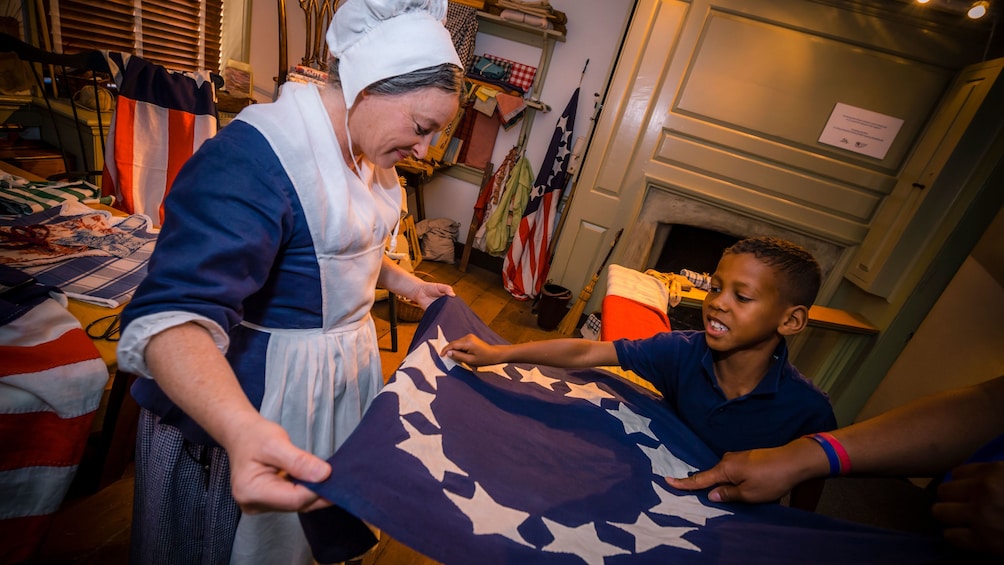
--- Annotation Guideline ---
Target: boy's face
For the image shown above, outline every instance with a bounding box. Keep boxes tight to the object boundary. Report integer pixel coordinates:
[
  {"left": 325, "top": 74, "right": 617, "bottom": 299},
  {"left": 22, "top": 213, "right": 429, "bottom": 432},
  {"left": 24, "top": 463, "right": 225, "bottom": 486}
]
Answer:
[{"left": 702, "top": 252, "right": 793, "bottom": 352}]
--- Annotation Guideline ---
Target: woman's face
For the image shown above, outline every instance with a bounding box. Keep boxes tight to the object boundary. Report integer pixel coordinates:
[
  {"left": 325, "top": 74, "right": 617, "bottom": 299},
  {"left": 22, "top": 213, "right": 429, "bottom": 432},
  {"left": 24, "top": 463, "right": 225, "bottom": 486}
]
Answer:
[{"left": 349, "top": 86, "right": 460, "bottom": 169}]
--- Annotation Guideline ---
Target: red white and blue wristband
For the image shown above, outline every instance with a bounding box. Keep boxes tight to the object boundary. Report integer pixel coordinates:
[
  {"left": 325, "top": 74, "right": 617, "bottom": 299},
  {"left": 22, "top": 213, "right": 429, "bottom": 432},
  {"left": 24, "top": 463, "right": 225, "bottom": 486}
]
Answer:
[{"left": 804, "top": 432, "right": 851, "bottom": 476}]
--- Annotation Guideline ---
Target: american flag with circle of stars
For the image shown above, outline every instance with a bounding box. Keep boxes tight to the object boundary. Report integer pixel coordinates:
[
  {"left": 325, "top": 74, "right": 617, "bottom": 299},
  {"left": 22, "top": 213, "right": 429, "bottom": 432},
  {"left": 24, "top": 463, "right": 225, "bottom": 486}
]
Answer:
[{"left": 301, "top": 297, "right": 944, "bottom": 564}]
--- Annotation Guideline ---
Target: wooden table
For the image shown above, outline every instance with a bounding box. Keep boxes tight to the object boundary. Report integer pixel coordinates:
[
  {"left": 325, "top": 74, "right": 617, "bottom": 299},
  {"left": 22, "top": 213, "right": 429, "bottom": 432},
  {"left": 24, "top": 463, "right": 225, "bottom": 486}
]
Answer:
[{"left": 1, "top": 162, "right": 128, "bottom": 434}]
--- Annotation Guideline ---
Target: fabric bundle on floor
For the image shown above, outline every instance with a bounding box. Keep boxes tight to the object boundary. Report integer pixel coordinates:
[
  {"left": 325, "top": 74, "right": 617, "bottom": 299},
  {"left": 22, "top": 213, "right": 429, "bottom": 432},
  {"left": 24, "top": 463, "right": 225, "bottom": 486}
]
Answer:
[{"left": 416, "top": 217, "right": 460, "bottom": 263}]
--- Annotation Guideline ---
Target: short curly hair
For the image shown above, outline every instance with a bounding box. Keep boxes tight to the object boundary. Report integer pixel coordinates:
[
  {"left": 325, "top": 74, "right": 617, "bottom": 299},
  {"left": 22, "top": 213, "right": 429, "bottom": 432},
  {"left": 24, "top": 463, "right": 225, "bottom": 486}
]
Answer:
[{"left": 722, "top": 236, "right": 821, "bottom": 307}]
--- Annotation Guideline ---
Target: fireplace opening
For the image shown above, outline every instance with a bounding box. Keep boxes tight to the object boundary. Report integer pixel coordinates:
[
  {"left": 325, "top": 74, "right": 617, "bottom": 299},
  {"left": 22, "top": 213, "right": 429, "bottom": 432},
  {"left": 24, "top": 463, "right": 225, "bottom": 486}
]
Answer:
[{"left": 652, "top": 224, "right": 740, "bottom": 331}]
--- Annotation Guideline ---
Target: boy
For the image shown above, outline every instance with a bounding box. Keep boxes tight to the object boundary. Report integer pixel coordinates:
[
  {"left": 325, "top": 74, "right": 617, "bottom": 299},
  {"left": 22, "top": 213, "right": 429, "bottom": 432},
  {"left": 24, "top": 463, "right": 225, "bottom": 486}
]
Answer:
[{"left": 442, "top": 236, "right": 837, "bottom": 458}]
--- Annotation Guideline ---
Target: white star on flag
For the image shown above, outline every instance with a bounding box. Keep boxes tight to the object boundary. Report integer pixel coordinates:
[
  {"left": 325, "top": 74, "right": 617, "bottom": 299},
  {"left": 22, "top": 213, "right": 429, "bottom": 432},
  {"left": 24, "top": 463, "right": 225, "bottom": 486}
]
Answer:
[
  {"left": 565, "top": 380, "right": 616, "bottom": 406},
  {"left": 541, "top": 518, "right": 630, "bottom": 565},
  {"left": 395, "top": 417, "right": 467, "bottom": 482},
  {"left": 385, "top": 369, "right": 440, "bottom": 429},
  {"left": 432, "top": 327, "right": 460, "bottom": 371},
  {"left": 606, "top": 403, "right": 658, "bottom": 440},
  {"left": 610, "top": 511, "right": 699, "bottom": 553},
  {"left": 648, "top": 483, "right": 732, "bottom": 526},
  {"left": 514, "top": 365, "right": 561, "bottom": 391},
  {"left": 639, "top": 441, "right": 699, "bottom": 478},
  {"left": 475, "top": 363, "right": 512, "bottom": 380},
  {"left": 444, "top": 482, "right": 534, "bottom": 548},
  {"left": 404, "top": 339, "right": 446, "bottom": 390}
]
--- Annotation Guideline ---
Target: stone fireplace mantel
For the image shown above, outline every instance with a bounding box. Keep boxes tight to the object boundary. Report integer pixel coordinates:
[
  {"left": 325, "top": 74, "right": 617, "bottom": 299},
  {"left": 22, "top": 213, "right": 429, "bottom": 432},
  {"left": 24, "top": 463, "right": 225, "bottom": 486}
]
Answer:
[{"left": 621, "top": 183, "right": 845, "bottom": 284}]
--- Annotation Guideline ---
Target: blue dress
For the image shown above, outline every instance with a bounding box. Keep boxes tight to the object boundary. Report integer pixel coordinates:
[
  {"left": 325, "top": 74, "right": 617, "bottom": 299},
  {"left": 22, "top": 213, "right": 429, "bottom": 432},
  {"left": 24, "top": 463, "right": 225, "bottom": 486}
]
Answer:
[{"left": 119, "top": 82, "right": 403, "bottom": 564}]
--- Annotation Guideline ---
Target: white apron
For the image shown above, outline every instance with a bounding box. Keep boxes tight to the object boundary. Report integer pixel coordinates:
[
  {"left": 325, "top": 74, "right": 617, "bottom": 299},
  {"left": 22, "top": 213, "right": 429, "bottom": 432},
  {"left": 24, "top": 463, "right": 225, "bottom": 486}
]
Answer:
[{"left": 229, "top": 82, "right": 402, "bottom": 564}]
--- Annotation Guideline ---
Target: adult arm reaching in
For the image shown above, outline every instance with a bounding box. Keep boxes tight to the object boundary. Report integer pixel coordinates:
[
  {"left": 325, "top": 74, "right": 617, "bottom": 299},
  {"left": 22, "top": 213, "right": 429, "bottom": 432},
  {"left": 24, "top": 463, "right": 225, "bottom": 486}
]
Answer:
[{"left": 667, "top": 375, "right": 1004, "bottom": 556}]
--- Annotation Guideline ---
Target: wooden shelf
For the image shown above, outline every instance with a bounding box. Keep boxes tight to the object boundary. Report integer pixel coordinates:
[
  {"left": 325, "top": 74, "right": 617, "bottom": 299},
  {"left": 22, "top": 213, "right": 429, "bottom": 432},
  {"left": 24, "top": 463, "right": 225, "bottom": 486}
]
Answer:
[
  {"left": 426, "top": 9, "right": 568, "bottom": 272},
  {"left": 475, "top": 11, "right": 566, "bottom": 48},
  {"left": 441, "top": 163, "right": 487, "bottom": 184}
]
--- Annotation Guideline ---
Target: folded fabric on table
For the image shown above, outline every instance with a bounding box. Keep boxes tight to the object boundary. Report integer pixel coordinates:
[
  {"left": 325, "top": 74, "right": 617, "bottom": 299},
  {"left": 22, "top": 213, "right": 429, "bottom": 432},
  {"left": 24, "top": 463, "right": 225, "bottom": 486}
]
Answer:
[
  {"left": 0, "top": 172, "right": 114, "bottom": 216},
  {"left": 1, "top": 201, "right": 157, "bottom": 307}
]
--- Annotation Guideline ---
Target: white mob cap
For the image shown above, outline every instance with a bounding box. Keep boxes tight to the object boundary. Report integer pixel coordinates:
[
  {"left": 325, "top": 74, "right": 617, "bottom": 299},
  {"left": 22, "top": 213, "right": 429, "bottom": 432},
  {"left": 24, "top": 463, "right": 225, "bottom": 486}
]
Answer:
[{"left": 327, "top": 0, "right": 462, "bottom": 109}]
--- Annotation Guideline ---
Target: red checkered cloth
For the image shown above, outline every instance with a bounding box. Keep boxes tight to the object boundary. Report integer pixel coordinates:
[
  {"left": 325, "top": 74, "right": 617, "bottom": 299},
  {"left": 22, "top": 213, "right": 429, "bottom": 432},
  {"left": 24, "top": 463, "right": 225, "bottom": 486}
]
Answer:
[{"left": 483, "top": 53, "right": 537, "bottom": 93}]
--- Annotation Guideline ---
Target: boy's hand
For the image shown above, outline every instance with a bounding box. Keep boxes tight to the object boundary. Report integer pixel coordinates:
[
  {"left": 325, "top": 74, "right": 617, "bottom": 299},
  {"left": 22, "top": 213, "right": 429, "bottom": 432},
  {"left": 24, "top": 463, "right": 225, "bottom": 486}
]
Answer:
[{"left": 441, "top": 333, "right": 502, "bottom": 367}]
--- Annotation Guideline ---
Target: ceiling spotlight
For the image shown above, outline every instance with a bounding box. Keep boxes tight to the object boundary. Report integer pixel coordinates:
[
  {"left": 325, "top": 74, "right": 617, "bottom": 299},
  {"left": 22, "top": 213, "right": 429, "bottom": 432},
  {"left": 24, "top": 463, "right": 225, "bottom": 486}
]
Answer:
[
  {"left": 915, "top": 0, "right": 931, "bottom": 4},
  {"left": 968, "top": 1, "right": 990, "bottom": 19}
]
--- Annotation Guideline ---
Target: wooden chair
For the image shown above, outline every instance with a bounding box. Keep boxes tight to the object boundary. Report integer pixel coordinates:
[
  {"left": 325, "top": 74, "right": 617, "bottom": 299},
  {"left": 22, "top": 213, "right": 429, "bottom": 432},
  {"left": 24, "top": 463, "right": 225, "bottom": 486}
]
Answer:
[{"left": 276, "top": 0, "right": 340, "bottom": 92}]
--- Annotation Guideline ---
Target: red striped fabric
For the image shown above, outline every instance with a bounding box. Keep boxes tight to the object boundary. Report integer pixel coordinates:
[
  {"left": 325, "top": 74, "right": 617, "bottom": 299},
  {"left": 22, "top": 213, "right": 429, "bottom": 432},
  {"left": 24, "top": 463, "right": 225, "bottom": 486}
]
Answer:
[
  {"left": 105, "top": 97, "right": 215, "bottom": 227},
  {"left": 0, "top": 327, "right": 102, "bottom": 376},
  {"left": 1, "top": 298, "right": 108, "bottom": 562},
  {"left": 0, "top": 410, "right": 94, "bottom": 470},
  {"left": 100, "top": 52, "right": 218, "bottom": 227},
  {"left": 0, "top": 515, "right": 50, "bottom": 563}
]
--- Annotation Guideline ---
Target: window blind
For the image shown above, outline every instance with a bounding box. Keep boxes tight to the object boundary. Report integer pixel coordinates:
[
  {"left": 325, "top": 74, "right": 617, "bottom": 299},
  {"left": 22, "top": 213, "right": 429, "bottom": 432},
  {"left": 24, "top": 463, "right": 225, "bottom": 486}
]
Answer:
[{"left": 47, "top": 0, "right": 223, "bottom": 73}]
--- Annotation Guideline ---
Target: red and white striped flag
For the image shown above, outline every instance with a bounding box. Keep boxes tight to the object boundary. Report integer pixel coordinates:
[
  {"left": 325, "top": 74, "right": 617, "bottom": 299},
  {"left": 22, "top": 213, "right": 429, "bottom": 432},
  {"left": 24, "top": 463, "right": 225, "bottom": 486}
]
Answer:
[
  {"left": 101, "top": 52, "right": 218, "bottom": 227},
  {"left": 0, "top": 288, "right": 108, "bottom": 562},
  {"left": 502, "top": 87, "right": 579, "bottom": 300}
]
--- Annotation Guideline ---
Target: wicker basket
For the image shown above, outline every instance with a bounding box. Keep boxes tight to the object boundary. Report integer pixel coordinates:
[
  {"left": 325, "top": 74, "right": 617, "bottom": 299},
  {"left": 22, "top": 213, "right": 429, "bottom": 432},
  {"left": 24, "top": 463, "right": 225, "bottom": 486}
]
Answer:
[{"left": 395, "top": 271, "right": 435, "bottom": 322}]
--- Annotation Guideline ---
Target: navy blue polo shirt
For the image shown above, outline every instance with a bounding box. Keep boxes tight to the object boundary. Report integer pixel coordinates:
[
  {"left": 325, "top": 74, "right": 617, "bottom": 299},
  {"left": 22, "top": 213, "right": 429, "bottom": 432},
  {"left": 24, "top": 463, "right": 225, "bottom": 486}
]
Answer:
[{"left": 614, "top": 330, "right": 836, "bottom": 456}]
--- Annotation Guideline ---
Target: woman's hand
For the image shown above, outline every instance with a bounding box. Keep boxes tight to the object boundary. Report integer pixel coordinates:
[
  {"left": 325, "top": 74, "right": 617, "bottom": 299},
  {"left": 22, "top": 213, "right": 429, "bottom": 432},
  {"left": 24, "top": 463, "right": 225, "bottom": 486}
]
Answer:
[
  {"left": 411, "top": 279, "right": 454, "bottom": 309},
  {"left": 222, "top": 415, "right": 333, "bottom": 514},
  {"left": 441, "top": 333, "right": 503, "bottom": 367}
]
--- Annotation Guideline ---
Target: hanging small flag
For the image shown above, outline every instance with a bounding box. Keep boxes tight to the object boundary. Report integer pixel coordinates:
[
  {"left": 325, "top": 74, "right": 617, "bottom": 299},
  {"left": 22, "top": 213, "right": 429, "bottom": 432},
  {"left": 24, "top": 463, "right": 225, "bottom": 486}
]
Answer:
[{"left": 502, "top": 85, "right": 579, "bottom": 300}]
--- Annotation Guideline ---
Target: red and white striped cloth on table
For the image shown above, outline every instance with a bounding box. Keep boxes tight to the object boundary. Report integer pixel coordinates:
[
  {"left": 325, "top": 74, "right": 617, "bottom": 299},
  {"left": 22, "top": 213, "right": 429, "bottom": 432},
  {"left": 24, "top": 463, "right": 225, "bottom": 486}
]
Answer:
[
  {"left": 101, "top": 51, "right": 219, "bottom": 228},
  {"left": 0, "top": 295, "right": 109, "bottom": 563}
]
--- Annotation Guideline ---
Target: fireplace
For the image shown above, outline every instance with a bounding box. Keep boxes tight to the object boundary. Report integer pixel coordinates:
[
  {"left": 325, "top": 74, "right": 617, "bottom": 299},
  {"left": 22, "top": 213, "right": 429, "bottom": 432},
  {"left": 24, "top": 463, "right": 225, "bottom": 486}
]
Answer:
[
  {"left": 617, "top": 184, "right": 849, "bottom": 331},
  {"left": 621, "top": 184, "right": 845, "bottom": 285},
  {"left": 652, "top": 224, "right": 740, "bottom": 330}
]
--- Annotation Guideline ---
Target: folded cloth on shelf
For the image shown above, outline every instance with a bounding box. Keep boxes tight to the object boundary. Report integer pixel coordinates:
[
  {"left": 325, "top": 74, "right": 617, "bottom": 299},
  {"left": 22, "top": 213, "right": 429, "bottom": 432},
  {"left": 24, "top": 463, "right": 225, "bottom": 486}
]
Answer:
[
  {"left": 470, "top": 54, "right": 511, "bottom": 80},
  {"left": 496, "top": 92, "right": 527, "bottom": 130},
  {"left": 482, "top": 53, "right": 537, "bottom": 92}
]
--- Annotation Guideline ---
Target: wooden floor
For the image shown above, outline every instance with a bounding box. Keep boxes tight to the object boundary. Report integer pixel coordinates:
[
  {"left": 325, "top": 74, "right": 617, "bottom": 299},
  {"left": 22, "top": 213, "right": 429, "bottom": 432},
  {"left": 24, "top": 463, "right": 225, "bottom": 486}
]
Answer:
[{"left": 30, "top": 259, "right": 567, "bottom": 564}]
